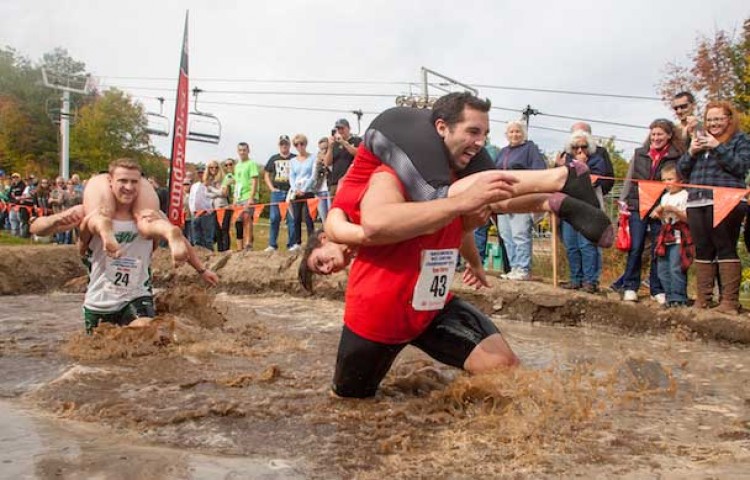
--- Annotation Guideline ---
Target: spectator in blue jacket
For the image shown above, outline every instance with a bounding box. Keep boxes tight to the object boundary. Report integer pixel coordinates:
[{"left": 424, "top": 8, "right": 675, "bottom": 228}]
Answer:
[
  {"left": 495, "top": 120, "right": 547, "bottom": 281},
  {"left": 556, "top": 129, "right": 612, "bottom": 293}
]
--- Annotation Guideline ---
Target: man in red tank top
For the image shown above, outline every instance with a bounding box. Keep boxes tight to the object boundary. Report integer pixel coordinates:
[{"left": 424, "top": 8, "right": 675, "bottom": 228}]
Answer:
[{"left": 330, "top": 93, "right": 521, "bottom": 398}]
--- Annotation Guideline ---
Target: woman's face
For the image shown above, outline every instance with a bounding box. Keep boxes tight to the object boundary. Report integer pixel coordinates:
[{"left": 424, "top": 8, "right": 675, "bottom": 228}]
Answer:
[
  {"left": 649, "top": 127, "right": 671, "bottom": 150},
  {"left": 207, "top": 163, "right": 219, "bottom": 177},
  {"left": 706, "top": 107, "right": 730, "bottom": 138},
  {"left": 294, "top": 140, "right": 308, "bottom": 154},
  {"left": 506, "top": 125, "right": 525, "bottom": 147}
]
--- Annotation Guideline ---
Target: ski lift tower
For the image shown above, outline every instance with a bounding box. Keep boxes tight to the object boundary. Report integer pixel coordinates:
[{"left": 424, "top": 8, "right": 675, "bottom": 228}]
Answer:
[
  {"left": 42, "top": 69, "right": 95, "bottom": 179},
  {"left": 396, "top": 67, "right": 478, "bottom": 109}
]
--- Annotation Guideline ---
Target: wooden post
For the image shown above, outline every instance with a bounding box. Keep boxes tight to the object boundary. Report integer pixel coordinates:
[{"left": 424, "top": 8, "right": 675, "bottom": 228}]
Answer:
[{"left": 551, "top": 213, "right": 558, "bottom": 288}]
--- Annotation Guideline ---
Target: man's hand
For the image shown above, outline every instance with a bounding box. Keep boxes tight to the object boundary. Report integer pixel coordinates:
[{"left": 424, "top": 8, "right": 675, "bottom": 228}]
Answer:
[
  {"left": 454, "top": 171, "right": 518, "bottom": 215},
  {"left": 30, "top": 204, "right": 85, "bottom": 236},
  {"left": 462, "top": 263, "right": 489, "bottom": 290},
  {"left": 201, "top": 269, "right": 219, "bottom": 287},
  {"left": 685, "top": 116, "right": 699, "bottom": 135}
]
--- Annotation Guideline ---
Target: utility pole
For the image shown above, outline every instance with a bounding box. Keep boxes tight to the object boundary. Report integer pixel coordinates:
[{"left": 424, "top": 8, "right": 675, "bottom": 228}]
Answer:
[
  {"left": 42, "top": 69, "right": 92, "bottom": 179},
  {"left": 521, "top": 104, "right": 540, "bottom": 131},
  {"left": 351, "top": 109, "right": 363, "bottom": 134}
]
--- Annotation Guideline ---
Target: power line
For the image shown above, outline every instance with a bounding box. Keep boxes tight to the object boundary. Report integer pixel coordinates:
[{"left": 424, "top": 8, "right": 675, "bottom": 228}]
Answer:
[
  {"left": 112, "top": 85, "right": 398, "bottom": 98},
  {"left": 134, "top": 94, "right": 379, "bottom": 115},
  {"left": 99, "top": 75, "right": 663, "bottom": 101},
  {"left": 488, "top": 118, "right": 642, "bottom": 146},
  {"left": 475, "top": 83, "right": 661, "bottom": 101}
]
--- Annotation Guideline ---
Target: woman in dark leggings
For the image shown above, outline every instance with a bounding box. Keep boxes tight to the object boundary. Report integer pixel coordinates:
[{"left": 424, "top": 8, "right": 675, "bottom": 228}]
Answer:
[{"left": 678, "top": 100, "right": 750, "bottom": 313}]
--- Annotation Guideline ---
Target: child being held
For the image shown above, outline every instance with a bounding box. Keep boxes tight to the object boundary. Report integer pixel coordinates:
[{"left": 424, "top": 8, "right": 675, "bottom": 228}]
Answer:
[{"left": 650, "top": 162, "right": 694, "bottom": 308}]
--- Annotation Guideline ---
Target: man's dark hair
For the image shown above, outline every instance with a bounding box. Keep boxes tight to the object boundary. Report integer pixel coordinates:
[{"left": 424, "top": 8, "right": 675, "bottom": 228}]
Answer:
[
  {"left": 673, "top": 91, "right": 695, "bottom": 104},
  {"left": 430, "top": 92, "right": 492, "bottom": 126},
  {"left": 237, "top": 142, "right": 249, "bottom": 149},
  {"left": 298, "top": 229, "right": 326, "bottom": 292}
]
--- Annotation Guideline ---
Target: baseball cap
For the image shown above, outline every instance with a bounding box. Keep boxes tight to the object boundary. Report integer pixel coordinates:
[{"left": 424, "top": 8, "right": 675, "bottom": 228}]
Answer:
[
  {"left": 196, "top": 165, "right": 206, "bottom": 173},
  {"left": 334, "top": 118, "right": 350, "bottom": 128},
  {"left": 279, "top": 134, "right": 290, "bottom": 144}
]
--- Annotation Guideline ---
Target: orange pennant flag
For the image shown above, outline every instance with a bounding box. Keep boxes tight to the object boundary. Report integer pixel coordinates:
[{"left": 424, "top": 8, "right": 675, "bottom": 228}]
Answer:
[
  {"left": 216, "top": 208, "right": 226, "bottom": 227},
  {"left": 253, "top": 204, "right": 264, "bottom": 223},
  {"left": 36, "top": 206, "right": 45, "bottom": 217},
  {"left": 278, "top": 202, "right": 289, "bottom": 222},
  {"left": 712, "top": 187, "right": 748, "bottom": 227},
  {"left": 231, "top": 206, "right": 243, "bottom": 223},
  {"left": 306, "top": 197, "right": 319, "bottom": 222},
  {"left": 638, "top": 181, "right": 665, "bottom": 220}
]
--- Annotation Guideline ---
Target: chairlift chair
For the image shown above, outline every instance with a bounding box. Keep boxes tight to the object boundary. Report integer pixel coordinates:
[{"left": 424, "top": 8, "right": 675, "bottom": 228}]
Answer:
[
  {"left": 187, "top": 88, "right": 221, "bottom": 144},
  {"left": 146, "top": 97, "right": 170, "bottom": 137}
]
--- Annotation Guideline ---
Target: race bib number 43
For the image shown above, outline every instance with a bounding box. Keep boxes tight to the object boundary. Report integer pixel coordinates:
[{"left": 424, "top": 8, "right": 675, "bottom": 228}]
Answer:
[
  {"left": 105, "top": 256, "right": 142, "bottom": 292},
  {"left": 412, "top": 249, "right": 458, "bottom": 311}
]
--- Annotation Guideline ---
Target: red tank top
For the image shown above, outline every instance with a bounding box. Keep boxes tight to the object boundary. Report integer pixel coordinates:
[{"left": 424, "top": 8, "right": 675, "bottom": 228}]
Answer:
[
  {"left": 344, "top": 164, "right": 463, "bottom": 344},
  {"left": 330, "top": 144, "right": 380, "bottom": 224}
]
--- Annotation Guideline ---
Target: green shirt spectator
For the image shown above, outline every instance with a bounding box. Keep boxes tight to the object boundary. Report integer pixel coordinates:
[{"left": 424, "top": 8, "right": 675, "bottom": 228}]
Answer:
[{"left": 234, "top": 158, "right": 259, "bottom": 203}]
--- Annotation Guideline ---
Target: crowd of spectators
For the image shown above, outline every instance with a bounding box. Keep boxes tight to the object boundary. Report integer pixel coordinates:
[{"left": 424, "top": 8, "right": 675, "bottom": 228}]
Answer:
[
  {"left": 0, "top": 172, "right": 83, "bottom": 242},
  {"left": 3, "top": 96, "right": 750, "bottom": 315}
]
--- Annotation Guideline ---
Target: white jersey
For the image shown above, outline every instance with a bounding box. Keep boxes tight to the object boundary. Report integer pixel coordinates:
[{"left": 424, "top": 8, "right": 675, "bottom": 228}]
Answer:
[{"left": 83, "top": 219, "right": 153, "bottom": 313}]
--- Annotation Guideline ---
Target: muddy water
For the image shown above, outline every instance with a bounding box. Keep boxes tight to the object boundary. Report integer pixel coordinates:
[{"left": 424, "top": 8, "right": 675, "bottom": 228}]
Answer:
[{"left": 1, "top": 293, "right": 750, "bottom": 479}]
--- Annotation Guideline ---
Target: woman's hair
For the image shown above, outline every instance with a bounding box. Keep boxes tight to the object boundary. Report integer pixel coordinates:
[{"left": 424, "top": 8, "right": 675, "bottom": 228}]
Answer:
[
  {"left": 564, "top": 130, "right": 597, "bottom": 156},
  {"left": 505, "top": 120, "right": 528, "bottom": 143},
  {"left": 298, "top": 229, "right": 326, "bottom": 292},
  {"left": 292, "top": 133, "right": 308, "bottom": 146},
  {"left": 642, "top": 118, "right": 685, "bottom": 154},
  {"left": 203, "top": 160, "right": 224, "bottom": 184},
  {"left": 704, "top": 100, "right": 740, "bottom": 142}
]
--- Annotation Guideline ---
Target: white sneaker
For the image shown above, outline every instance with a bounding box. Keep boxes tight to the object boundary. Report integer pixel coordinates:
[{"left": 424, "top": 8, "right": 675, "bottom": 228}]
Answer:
[
  {"left": 623, "top": 290, "right": 638, "bottom": 302},
  {"left": 500, "top": 267, "right": 516, "bottom": 280},
  {"left": 651, "top": 293, "right": 666, "bottom": 305},
  {"left": 507, "top": 269, "right": 531, "bottom": 281},
  {"left": 288, "top": 244, "right": 301, "bottom": 252},
  {"left": 263, "top": 246, "right": 277, "bottom": 252}
]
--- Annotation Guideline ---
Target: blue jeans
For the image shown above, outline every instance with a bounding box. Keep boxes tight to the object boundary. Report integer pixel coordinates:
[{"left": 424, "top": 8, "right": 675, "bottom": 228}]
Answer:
[
  {"left": 269, "top": 190, "right": 294, "bottom": 249},
  {"left": 183, "top": 219, "right": 194, "bottom": 246},
  {"left": 497, "top": 213, "right": 533, "bottom": 271},
  {"left": 192, "top": 212, "right": 216, "bottom": 251},
  {"left": 657, "top": 243, "right": 687, "bottom": 304},
  {"left": 474, "top": 221, "right": 490, "bottom": 265},
  {"left": 612, "top": 214, "right": 663, "bottom": 294},
  {"left": 561, "top": 221, "right": 601, "bottom": 286},
  {"left": 316, "top": 191, "right": 330, "bottom": 224}
]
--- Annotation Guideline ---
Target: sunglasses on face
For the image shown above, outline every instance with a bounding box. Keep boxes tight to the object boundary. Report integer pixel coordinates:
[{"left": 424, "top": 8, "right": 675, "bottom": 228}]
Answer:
[
  {"left": 572, "top": 145, "right": 588, "bottom": 151},
  {"left": 672, "top": 103, "right": 691, "bottom": 111}
]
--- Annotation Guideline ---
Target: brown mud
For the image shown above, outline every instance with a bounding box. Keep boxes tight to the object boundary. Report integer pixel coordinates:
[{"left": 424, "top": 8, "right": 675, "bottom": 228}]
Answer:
[{"left": 2, "top": 245, "right": 749, "bottom": 344}]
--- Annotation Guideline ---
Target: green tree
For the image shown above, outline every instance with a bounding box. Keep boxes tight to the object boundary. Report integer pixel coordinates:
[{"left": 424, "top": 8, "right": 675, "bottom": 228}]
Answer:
[{"left": 70, "top": 88, "right": 152, "bottom": 173}]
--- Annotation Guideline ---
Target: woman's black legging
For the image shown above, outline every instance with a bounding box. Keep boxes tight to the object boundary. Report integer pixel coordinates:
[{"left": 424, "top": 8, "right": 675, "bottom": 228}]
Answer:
[
  {"left": 687, "top": 203, "right": 747, "bottom": 261},
  {"left": 291, "top": 192, "right": 315, "bottom": 246}
]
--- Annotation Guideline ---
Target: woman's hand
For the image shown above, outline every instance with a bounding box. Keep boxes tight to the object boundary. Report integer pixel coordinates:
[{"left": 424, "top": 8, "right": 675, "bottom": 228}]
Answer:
[{"left": 702, "top": 132, "right": 720, "bottom": 150}]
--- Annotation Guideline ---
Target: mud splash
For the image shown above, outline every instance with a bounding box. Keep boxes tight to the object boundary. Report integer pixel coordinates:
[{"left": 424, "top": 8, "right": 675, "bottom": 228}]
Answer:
[{"left": 10, "top": 293, "right": 746, "bottom": 478}]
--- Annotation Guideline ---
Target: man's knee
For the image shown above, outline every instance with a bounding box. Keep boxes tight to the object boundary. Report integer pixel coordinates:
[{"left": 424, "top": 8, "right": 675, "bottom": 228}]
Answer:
[{"left": 464, "top": 333, "right": 519, "bottom": 374}]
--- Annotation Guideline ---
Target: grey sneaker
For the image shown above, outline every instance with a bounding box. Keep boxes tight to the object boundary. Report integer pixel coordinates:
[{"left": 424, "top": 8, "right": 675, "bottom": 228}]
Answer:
[{"left": 288, "top": 244, "right": 302, "bottom": 252}]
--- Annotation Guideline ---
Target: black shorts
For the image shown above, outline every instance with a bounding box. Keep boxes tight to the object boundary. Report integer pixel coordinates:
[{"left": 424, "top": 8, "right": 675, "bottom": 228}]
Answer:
[
  {"left": 83, "top": 296, "right": 156, "bottom": 334},
  {"left": 332, "top": 297, "right": 500, "bottom": 398}
]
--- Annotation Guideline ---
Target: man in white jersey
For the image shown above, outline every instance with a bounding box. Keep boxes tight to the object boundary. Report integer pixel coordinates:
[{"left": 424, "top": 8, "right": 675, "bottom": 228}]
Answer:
[{"left": 32, "top": 158, "right": 218, "bottom": 333}]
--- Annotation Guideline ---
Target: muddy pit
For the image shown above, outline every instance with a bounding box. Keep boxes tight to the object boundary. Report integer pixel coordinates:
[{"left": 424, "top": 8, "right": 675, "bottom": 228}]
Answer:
[{"left": 1, "top": 247, "right": 750, "bottom": 479}]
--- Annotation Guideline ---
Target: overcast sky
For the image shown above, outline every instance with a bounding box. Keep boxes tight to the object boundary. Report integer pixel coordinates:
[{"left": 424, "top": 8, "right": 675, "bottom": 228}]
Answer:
[{"left": 2, "top": 0, "right": 748, "bottom": 167}]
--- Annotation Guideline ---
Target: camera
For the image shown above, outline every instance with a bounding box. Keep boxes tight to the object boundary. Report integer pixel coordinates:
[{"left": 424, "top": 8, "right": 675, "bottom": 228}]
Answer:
[{"left": 331, "top": 128, "right": 337, "bottom": 136}]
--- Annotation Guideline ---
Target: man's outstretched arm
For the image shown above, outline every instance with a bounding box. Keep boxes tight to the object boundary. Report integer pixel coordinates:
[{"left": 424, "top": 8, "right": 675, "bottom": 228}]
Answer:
[{"left": 29, "top": 205, "right": 85, "bottom": 237}]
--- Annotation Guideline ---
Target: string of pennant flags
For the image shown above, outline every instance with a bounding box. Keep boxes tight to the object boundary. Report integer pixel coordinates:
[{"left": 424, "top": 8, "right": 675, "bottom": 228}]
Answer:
[
  {"left": 1, "top": 177, "right": 747, "bottom": 230},
  {"left": 187, "top": 195, "right": 330, "bottom": 228},
  {"left": 590, "top": 175, "right": 748, "bottom": 227}
]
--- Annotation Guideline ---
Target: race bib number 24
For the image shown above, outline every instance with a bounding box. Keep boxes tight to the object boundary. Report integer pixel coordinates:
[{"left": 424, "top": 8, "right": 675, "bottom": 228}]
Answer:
[{"left": 411, "top": 249, "right": 458, "bottom": 311}]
